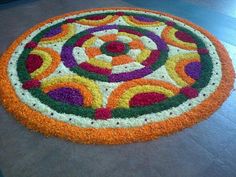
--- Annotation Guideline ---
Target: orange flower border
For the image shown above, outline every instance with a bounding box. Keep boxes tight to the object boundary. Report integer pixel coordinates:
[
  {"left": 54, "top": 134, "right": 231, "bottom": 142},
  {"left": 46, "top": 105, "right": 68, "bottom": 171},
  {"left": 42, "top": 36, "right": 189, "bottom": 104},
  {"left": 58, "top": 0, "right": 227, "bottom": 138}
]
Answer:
[{"left": 0, "top": 7, "right": 234, "bottom": 144}]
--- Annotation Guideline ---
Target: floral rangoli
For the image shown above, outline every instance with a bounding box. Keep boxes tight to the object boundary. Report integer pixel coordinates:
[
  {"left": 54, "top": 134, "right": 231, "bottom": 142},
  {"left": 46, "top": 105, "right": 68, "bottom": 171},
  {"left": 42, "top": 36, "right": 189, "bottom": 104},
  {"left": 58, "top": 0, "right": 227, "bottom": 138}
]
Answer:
[{"left": 0, "top": 8, "right": 234, "bottom": 144}]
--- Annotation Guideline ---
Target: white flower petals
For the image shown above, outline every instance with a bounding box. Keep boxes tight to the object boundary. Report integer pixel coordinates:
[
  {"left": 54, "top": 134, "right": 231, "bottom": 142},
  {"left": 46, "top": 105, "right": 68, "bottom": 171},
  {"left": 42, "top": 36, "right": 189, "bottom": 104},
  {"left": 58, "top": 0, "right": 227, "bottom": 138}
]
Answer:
[
  {"left": 72, "top": 47, "right": 88, "bottom": 64},
  {"left": 140, "top": 36, "right": 157, "bottom": 50},
  {"left": 117, "top": 35, "right": 133, "bottom": 43},
  {"left": 112, "top": 62, "right": 144, "bottom": 74},
  {"left": 126, "top": 49, "right": 142, "bottom": 58},
  {"left": 95, "top": 54, "right": 113, "bottom": 62}
]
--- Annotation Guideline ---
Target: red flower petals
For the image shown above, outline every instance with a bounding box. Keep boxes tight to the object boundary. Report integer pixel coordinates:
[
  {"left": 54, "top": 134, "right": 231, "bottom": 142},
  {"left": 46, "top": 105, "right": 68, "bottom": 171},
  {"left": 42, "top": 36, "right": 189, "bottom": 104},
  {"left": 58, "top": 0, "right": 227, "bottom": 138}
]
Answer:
[
  {"left": 26, "top": 54, "right": 43, "bottom": 73},
  {"left": 95, "top": 108, "right": 112, "bottom": 120},
  {"left": 25, "top": 41, "right": 38, "bottom": 49},
  {"left": 165, "top": 21, "right": 175, "bottom": 26},
  {"left": 180, "top": 87, "right": 199, "bottom": 99},
  {"left": 198, "top": 48, "right": 209, "bottom": 54},
  {"left": 86, "top": 15, "right": 106, "bottom": 20},
  {"left": 175, "top": 31, "right": 195, "bottom": 43},
  {"left": 66, "top": 18, "right": 76, "bottom": 23},
  {"left": 106, "top": 41, "right": 126, "bottom": 53},
  {"left": 129, "top": 92, "right": 167, "bottom": 107},
  {"left": 22, "top": 79, "right": 41, "bottom": 90},
  {"left": 116, "top": 12, "right": 125, "bottom": 16}
]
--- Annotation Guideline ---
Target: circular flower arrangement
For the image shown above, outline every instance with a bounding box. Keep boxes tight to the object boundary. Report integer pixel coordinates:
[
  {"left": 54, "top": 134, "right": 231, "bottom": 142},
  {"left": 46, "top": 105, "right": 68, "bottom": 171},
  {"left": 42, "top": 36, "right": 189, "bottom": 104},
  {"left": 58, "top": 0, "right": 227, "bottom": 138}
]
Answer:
[{"left": 0, "top": 8, "right": 234, "bottom": 144}]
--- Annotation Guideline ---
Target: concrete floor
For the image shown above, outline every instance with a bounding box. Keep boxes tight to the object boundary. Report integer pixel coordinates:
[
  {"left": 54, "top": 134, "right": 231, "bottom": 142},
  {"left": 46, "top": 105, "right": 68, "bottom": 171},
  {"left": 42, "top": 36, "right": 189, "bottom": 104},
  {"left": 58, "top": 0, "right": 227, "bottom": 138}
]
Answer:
[{"left": 0, "top": 0, "right": 236, "bottom": 177}]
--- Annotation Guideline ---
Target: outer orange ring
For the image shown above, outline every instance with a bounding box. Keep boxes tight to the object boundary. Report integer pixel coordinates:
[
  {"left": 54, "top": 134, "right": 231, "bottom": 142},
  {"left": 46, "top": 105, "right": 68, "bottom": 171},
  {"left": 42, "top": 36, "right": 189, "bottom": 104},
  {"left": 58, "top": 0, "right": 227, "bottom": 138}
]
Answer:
[{"left": 0, "top": 7, "right": 234, "bottom": 144}]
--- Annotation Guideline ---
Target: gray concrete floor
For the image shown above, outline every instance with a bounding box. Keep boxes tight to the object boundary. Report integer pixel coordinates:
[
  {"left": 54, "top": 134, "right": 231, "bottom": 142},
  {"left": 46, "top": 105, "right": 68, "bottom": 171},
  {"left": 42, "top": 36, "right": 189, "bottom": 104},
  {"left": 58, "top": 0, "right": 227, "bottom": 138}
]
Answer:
[{"left": 0, "top": 0, "right": 236, "bottom": 177}]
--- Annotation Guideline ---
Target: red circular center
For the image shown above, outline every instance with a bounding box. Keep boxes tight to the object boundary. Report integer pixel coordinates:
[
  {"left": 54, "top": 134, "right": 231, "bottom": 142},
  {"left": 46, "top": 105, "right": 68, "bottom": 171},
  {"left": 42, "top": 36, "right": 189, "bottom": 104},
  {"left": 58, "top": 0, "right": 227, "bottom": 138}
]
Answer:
[{"left": 105, "top": 41, "right": 126, "bottom": 53}]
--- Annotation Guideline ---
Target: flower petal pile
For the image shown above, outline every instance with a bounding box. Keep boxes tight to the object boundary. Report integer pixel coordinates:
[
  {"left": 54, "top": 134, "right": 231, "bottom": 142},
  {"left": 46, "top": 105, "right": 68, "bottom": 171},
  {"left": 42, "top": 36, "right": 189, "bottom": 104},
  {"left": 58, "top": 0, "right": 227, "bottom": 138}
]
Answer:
[{"left": 0, "top": 8, "right": 234, "bottom": 144}]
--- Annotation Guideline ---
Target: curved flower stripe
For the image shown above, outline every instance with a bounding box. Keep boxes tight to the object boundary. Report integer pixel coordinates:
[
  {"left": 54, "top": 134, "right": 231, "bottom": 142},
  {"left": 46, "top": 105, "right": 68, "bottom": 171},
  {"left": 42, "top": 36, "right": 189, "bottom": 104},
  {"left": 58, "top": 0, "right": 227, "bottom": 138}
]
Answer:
[
  {"left": 88, "top": 58, "right": 112, "bottom": 69},
  {"left": 108, "top": 67, "right": 152, "bottom": 82},
  {"left": 123, "top": 16, "right": 165, "bottom": 27},
  {"left": 107, "top": 79, "right": 179, "bottom": 108},
  {"left": 175, "top": 59, "right": 200, "bottom": 85},
  {"left": 79, "top": 62, "right": 112, "bottom": 75},
  {"left": 165, "top": 53, "right": 200, "bottom": 87},
  {"left": 82, "top": 36, "right": 97, "bottom": 48},
  {"left": 119, "top": 28, "right": 143, "bottom": 37},
  {"left": 42, "top": 82, "right": 93, "bottom": 107},
  {"left": 118, "top": 85, "right": 175, "bottom": 108},
  {"left": 129, "top": 92, "right": 167, "bottom": 107},
  {"left": 76, "top": 34, "right": 94, "bottom": 47},
  {"left": 117, "top": 32, "right": 140, "bottom": 40},
  {"left": 41, "top": 75, "right": 102, "bottom": 108},
  {"left": 40, "top": 24, "right": 76, "bottom": 44},
  {"left": 142, "top": 50, "right": 160, "bottom": 66},
  {"left": 77, "top": 15, "right": 119, "bottom": 26},
  {"left": 29, "top": 47, "right": 60, "bottom": 80},
  {"left": 161, "top": 26, "right": 197, "bottom": 50},
  {"left": 136, "top": 49, "right": 151, "bottom": 63},
  {"left": 61, "top": 46, "right": 79, "bottom": 68}
]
